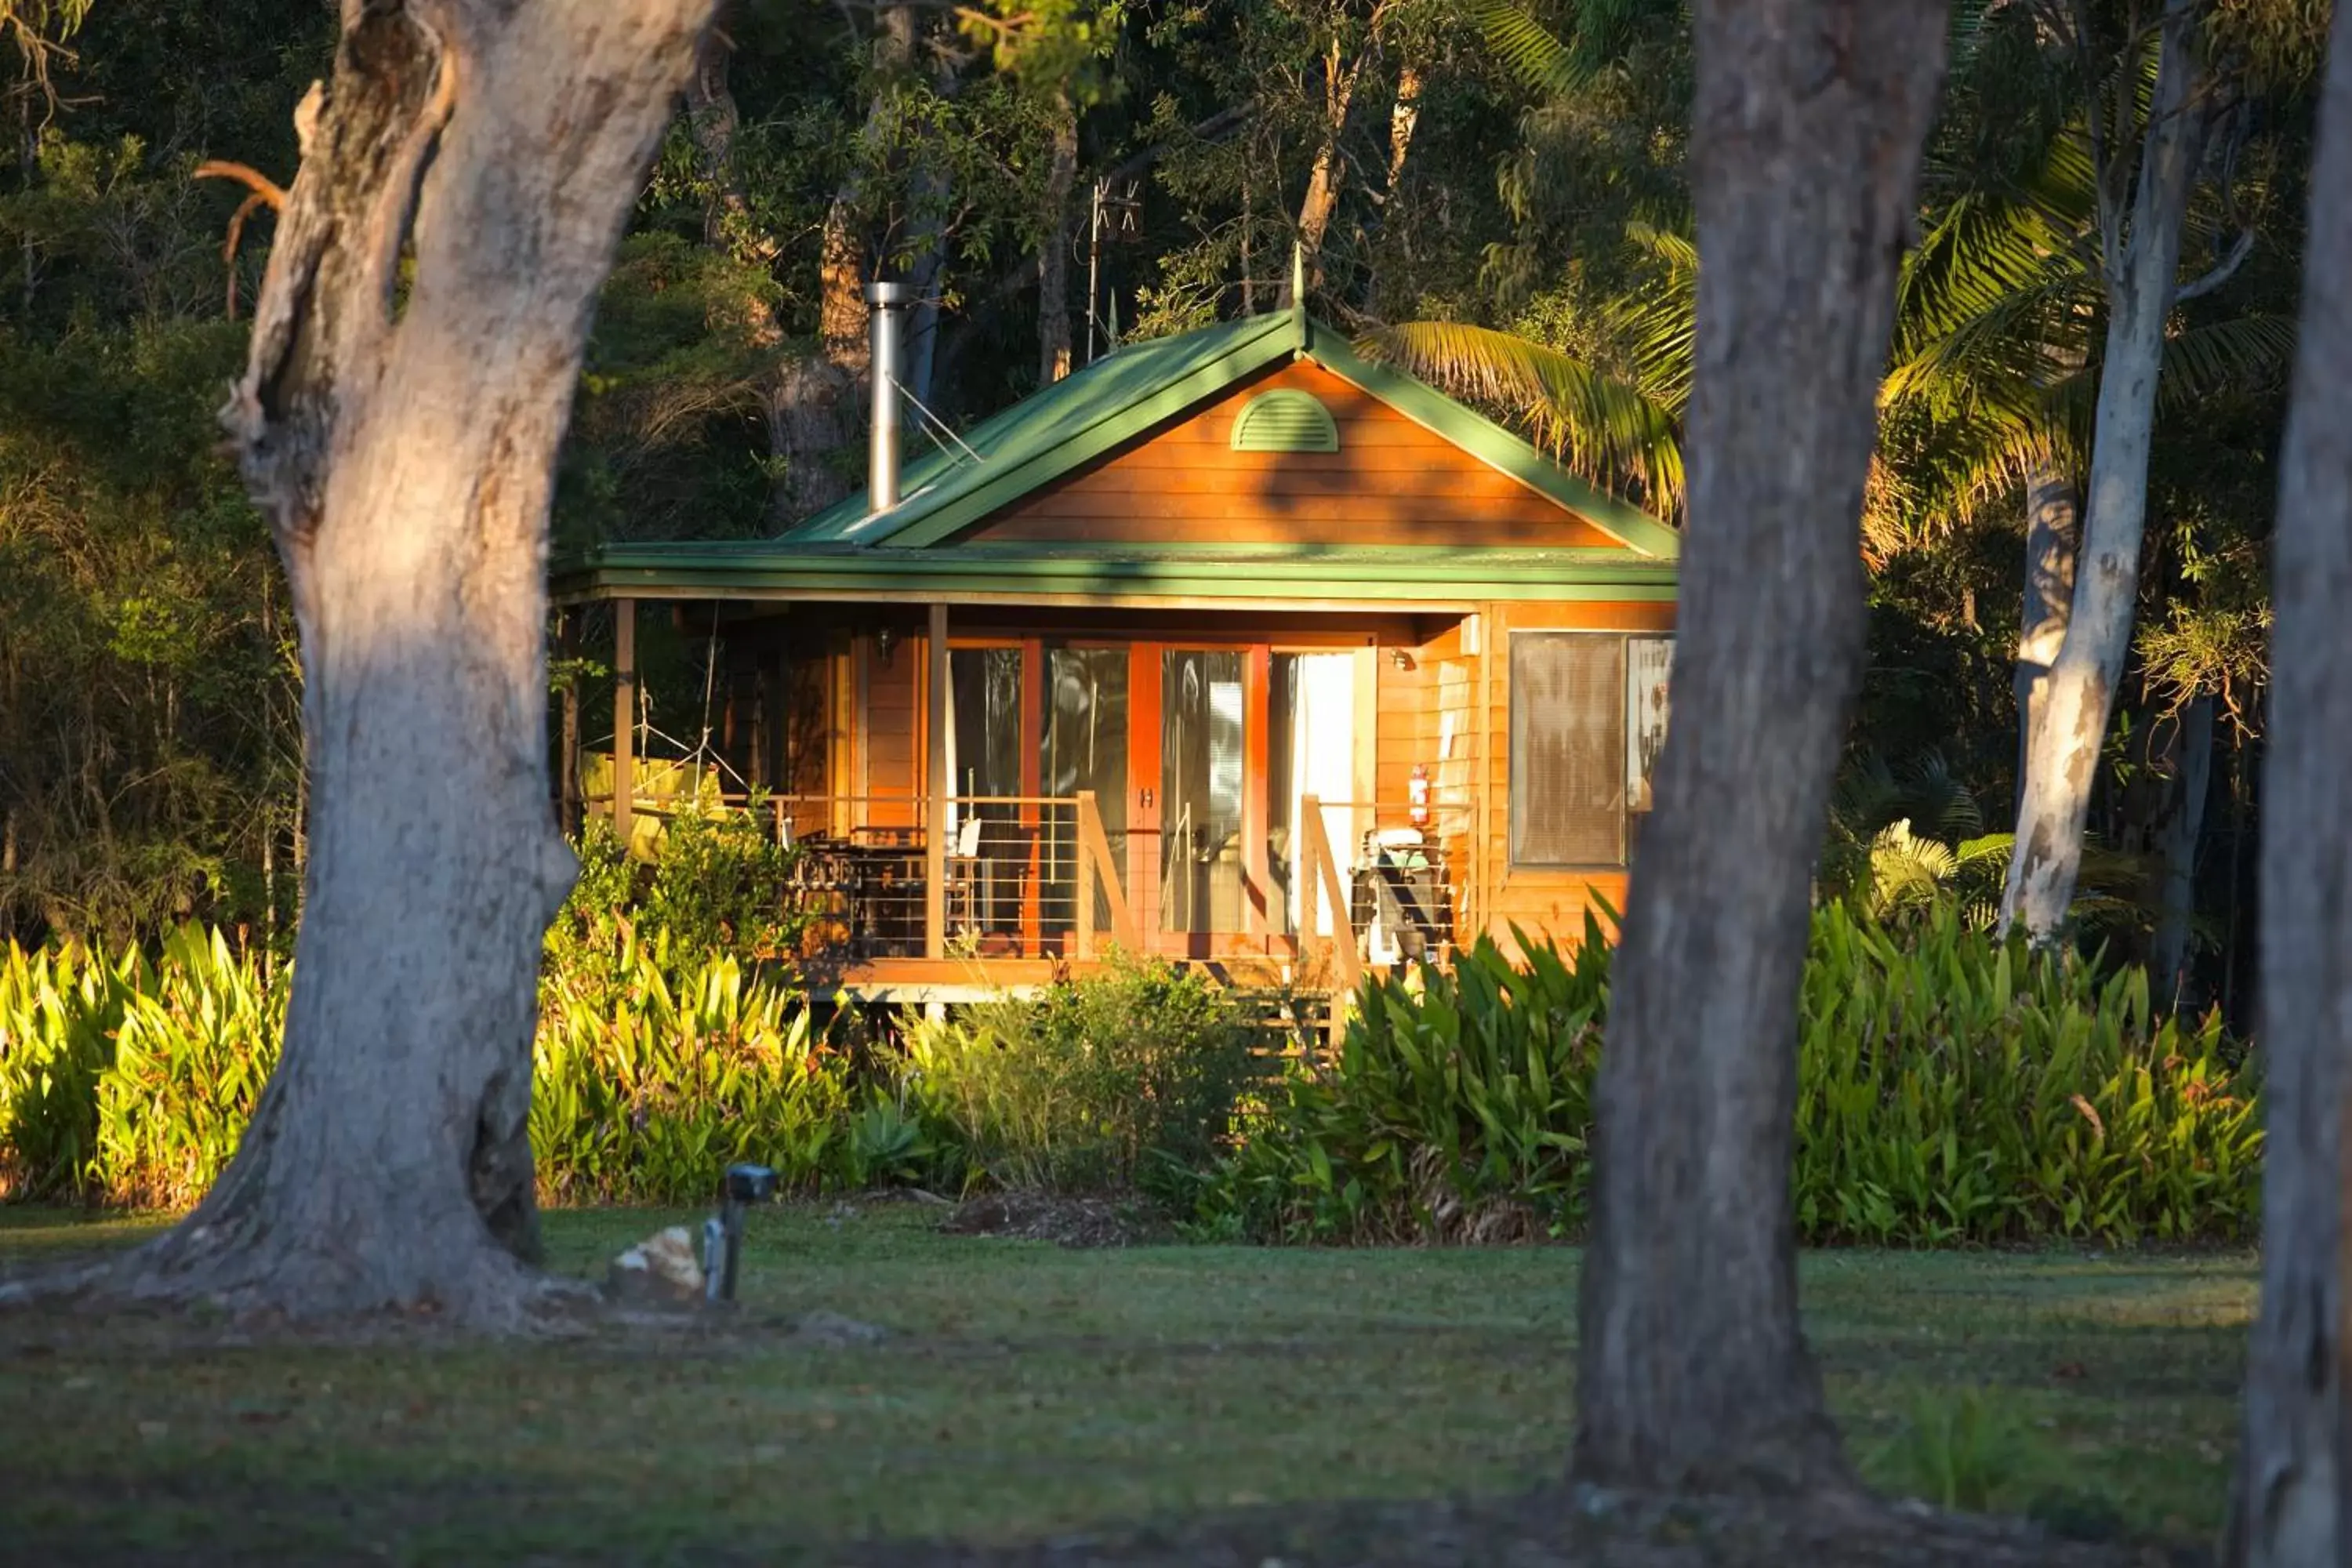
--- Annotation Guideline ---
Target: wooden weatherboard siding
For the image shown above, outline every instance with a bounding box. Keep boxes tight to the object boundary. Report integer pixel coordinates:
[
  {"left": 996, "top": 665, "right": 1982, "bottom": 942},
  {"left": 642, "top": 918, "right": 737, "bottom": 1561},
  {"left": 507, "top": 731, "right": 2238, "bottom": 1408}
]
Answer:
[{"left": 970, "top": 363, "right": 1628, "bottom": 550}]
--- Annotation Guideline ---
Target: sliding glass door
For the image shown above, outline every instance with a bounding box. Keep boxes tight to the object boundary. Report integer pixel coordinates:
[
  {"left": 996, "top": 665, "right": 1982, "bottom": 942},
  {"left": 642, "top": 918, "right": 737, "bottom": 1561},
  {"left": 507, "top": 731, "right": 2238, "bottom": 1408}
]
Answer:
[
  {"left": 1159, "top": 650, "right": 1247, "bottom": 937},
  {"left": 1040, "top": 648, "right": 1129, "bottom": 934}
]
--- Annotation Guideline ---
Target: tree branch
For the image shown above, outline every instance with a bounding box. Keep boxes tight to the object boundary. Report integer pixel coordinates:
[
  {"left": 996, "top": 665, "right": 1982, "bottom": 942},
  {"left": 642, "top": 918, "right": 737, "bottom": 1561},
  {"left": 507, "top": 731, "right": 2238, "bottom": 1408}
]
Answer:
[
  {"left": 2172, "top": 225, "right": 2255, "bottom": 303},
  {"left": 194, "top": 159, "right": 290, "bottom": 210}
]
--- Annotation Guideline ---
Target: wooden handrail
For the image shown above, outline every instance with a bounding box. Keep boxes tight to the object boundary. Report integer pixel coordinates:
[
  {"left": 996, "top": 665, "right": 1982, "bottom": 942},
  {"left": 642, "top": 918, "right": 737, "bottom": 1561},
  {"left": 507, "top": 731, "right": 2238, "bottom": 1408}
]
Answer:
[
  {"left": 1074, "top": 789, "right": 1138, "bottom": 956},
  {"left": 1298, "top": 793, "right": 1361, "bottom": 1047}
]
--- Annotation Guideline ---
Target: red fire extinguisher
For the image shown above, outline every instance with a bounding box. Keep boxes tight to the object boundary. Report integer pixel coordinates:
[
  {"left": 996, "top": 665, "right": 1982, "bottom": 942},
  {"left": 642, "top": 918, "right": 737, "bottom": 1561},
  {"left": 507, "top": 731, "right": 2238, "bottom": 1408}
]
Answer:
[{"left": 1407, "top": 763, "right": 1430, "bottom": 829}]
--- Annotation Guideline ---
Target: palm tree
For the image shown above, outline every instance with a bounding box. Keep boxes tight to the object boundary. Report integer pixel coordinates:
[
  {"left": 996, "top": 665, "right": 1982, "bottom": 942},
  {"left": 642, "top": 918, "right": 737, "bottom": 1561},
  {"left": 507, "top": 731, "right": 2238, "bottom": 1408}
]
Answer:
[{"left": 1360, "top": 61, "right": 2288, "bottom": 555}]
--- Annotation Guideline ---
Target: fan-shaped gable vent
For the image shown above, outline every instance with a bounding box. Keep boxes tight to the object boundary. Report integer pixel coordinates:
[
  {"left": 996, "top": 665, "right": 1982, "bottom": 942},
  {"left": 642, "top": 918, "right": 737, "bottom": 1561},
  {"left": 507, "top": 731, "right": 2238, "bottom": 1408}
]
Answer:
[{"left": 1229, "top": 390, "right": 1340, "bottom": 453}]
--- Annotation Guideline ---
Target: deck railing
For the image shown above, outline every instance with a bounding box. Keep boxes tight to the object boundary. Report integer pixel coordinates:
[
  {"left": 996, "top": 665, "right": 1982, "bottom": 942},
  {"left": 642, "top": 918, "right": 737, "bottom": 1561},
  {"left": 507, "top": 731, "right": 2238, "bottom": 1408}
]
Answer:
[{"left": 585, "top": 778, "right": 1452, "bottom": 978}]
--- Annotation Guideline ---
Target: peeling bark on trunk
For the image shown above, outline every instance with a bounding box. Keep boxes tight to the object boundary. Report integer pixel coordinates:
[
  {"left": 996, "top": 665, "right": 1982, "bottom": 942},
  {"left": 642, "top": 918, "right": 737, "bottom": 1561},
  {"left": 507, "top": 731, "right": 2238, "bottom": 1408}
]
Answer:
[
  {"left": 2149, "top": 694, "right": 2211, "bottom": 1007},
  {"left": 2223, "top": 5, "right": 2352, "bottom": 1557},
  {"left": 2002, "top": 0, "right": 2207, "bottom": 941},
  {"left": 1385, "top": 64, "right": 1421, "bottom": 198},
  {"left": 1279, "top": 40, "right": 1362, "bottom": 308},
  {"left": 82, "top": 0, "right": 711, "bottom": 1326},
  {"left": 1572, "top": 0, "right": 1945, "bottom": 1494},
  {"left": 1038, "top": 91, "right": 1079, "bottom": 384},
  {"left": 2013, "top": 464, "right": 2079, "bottom": 811}
]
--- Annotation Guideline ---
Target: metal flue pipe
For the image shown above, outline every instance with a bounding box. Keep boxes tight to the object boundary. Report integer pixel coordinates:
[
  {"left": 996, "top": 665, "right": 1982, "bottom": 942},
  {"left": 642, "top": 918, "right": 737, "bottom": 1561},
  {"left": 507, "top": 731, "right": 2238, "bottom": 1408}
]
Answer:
[{"left": 865, "top": 280, "right": 908, "bottom": 516}]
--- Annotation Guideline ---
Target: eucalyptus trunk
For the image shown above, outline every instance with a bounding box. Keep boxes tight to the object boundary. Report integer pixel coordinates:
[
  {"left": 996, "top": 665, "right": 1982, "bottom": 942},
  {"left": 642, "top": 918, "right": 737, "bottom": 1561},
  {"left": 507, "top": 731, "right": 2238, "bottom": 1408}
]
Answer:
[
  {"left": 2223, "top": 2, "right": 2352, "bottom": 1555},
  {"left": 1572, "top": 0, "right": 1945, "bottom": 1494},
  {"left": 1279, "top": 40, "right": 1361, "bottom": 307},
  {"left": 62, "top": 0, "right": 710, "bottom": 1325},
  {"left": 2001, "top": 0, "right": 2206, "bottom": 940},
  {"left": 2148, "top": 694, "right": 2211, "bottom": 1006},
  {"left": 2013, "top": 464, "right": 2080, "bottom": 811},
  {"left": 1038, "top": 91, "right": 1079, "bottom": 384}
]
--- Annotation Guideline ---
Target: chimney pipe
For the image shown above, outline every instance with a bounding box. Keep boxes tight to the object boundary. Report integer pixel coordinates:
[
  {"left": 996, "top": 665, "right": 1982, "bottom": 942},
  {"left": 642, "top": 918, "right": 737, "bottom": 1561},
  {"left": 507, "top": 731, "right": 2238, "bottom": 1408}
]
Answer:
[{"left": 865, "top": 280, "right": 908, "bottom": 516}]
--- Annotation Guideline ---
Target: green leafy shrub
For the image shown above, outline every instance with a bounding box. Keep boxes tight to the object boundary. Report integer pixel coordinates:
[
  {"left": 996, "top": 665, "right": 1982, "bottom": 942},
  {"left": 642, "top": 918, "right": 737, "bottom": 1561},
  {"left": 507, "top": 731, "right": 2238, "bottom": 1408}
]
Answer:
[
  {"left": 1, "top": 925, "right": 282, "bottom": 1205},
  {"left": 1866, "top": 1388, "right": 2051, "bottom": 1513},
  {"left": 4, "top": 806, "right": 846, "bottom": 1207},
  {"left": 1199, "top": 902, "right": 2261, "bottom": 1247},
  {"left": 545, "top": 809, "right": 809, "bottom": 1008},
  {"left": 901, "top": 952, "right": 1265, "bottom": 1198},
  {"left": 1793, "top": 903, "right": 2260, "bottom": 1243},
  {"left": 1196, "top": 916, "right": 1610, "bottom": 1243},
  {"left": 532, "top": 929, "right": 855, "bottom": 1203}
]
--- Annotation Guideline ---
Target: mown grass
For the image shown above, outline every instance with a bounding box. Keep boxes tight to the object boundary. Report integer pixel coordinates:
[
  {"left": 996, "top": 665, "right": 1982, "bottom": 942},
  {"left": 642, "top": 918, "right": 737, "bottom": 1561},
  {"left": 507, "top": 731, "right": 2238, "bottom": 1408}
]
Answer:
[{"left": 0, "top": 1205, "right": 2253, "bottom": 1565}]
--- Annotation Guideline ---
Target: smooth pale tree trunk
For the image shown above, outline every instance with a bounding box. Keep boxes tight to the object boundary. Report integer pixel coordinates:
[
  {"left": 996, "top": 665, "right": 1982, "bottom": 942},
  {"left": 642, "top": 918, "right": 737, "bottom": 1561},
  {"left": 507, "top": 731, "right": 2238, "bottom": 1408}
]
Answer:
[
  {"left": 2013, "top": 463, "right": 2079, "bottom": 811},
  {"left": 1572, "top": 0, "right": 1945, "bottom": 1494},
  {"left": 77, "top": 0, "right": 710, "bottom": 1325},
  {"left": 2148, "top": 693, "right": 2211, "bottom": 1007},
  {"left": 2223, "top": 5, "right": 2352, "bottom": 1557},
  {"left": 2001, "top": 0, "right": 2206, "bottom": 939}
]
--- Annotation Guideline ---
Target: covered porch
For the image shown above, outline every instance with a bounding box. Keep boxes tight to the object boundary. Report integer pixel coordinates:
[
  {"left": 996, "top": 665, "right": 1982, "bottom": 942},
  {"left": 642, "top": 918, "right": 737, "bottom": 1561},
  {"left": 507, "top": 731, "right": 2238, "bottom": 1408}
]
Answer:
[{"left": 557, "top": 591, "right": 1473, "bottom": 1005}]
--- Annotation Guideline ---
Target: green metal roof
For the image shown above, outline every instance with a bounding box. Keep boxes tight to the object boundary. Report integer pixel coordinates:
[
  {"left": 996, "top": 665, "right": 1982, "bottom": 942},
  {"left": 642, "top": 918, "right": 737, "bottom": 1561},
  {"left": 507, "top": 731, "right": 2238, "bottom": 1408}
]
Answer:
[
  {"left": 786, "top": 310, "right": 1300, "bottom": 548},
  {"left": 550, "top": 302, "right": 1681, "bottom": 604}
]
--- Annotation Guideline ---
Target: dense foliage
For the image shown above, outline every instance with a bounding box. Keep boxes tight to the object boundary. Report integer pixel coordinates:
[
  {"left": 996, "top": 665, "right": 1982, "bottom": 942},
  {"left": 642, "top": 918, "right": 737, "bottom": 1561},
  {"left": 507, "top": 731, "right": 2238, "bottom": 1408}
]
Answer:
[
  {"left": 0, "top": 1, "right": 2305, "bottom": 1026},
  {"left": 901, "top": 953, "right": 1269, "bottom": 1198},
  {"left": 1196, "top": 905, "right": 2260, "bottom": 1246},
  {"left": 3, "top": 874, "right": 2259, "bottom": 1245}
]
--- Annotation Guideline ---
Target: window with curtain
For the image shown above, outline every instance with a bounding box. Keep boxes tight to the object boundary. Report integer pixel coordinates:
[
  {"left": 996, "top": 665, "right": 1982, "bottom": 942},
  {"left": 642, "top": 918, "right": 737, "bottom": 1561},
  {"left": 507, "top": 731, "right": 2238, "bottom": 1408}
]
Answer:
[{"left": 1509, "top": 633, "right": 1639, "bottom": 868}]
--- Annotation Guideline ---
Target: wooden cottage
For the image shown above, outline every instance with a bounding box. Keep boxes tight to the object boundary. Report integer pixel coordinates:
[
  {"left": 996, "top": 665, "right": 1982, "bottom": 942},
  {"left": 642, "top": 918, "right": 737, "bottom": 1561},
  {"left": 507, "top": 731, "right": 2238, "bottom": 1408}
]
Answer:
[{"left": 550, "top": 292, "right": 1679, "bottom": 1004}]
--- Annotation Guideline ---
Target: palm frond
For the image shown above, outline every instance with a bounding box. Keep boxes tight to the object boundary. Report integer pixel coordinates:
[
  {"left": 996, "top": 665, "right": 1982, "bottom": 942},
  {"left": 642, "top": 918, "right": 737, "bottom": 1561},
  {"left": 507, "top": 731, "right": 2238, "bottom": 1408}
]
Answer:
[
  {"left": 1471, "top": 0, "right": 1588, "bottom": 99},
  {"left": 1357, "top": 320, "right": 1685, "bottom": 514},
  {"left": 2158, "top": 314, "right": 2296, "bottom": 408}
]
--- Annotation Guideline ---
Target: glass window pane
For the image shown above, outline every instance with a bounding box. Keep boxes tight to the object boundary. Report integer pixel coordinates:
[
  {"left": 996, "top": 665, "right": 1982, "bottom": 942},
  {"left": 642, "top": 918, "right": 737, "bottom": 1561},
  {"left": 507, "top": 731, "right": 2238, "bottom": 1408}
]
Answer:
[
  {"left": 1509, "top": 633, "right": 1627, "bottom": 866},
  {"left": 949, "top": 648, "right": 1024, "bottom": 805},
  {"left": 1161, "top": 649, "right": 1245, "bottom": 934},
  {"left": 1040, "top": 648, "right": 1129, "bottom": 933}
]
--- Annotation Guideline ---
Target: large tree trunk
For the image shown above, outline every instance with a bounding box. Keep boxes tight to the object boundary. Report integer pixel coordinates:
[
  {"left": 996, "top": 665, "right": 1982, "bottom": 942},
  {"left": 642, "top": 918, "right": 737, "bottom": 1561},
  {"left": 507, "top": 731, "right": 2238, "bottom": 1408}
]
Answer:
[
  {"left": 2013, "top": 463, "right": 2080, "bottom": 812},
  {"left": 1571, "top": 0, "right": 1945, "bottom": 1494},
  {"left": 2223, "top": 4, "right": 2352, "bottom": 1558},
  {"left": 1038, "top": 90, "right": 1079, "bottom": 384},
  {"left": 82, "top": 0, "right": 709, "bottom": 1325},
  {"left": 2001, "top": 0, "right": 2207, "bottom": 940},
  {"left": 1278, "top": 40, "right": 1361, "bottom": 308},
  {"left": 2147, "top": 693, "right": 2211, "bottom": 1007}
]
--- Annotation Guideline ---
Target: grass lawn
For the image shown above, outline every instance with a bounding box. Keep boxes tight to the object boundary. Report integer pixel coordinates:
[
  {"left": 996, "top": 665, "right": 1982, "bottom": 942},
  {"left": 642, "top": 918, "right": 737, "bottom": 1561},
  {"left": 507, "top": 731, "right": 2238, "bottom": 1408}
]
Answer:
[{"left": 0, "top": 1203, "right": 2252, "bottom": 1565}]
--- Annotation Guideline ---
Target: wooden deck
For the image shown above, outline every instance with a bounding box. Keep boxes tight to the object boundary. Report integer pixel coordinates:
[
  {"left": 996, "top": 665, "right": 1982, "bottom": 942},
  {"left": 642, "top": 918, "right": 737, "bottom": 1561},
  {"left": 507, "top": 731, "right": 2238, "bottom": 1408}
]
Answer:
[{"left": 800, "top": 953, "right": 1317, "bottom": 1007}]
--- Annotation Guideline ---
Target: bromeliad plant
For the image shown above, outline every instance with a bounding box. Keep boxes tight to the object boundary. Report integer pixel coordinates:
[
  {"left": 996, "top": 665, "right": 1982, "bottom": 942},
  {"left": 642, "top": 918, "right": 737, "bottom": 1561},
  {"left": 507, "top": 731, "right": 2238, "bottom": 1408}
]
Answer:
[
  {"left": 0, "top": 925, "right": 282, "bottom": 1206},
  {"left": 1792, "top": 903, "right": 2259, "bottom": 1244},
  {"left": 1196, "top": 914, "right": 1612, "bottom": 1243},
  {"left": 1200, "top": 902, "right": 2260, "bottom": 1247},
  {"left": 532, "top": 929, "right": 856, "bottom": 1203}
]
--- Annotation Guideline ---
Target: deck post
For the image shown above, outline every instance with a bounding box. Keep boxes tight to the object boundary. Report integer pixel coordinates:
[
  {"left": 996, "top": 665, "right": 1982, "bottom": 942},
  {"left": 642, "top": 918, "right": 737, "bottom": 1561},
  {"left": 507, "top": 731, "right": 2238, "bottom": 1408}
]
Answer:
[
  {"left": 557, "top": 611, "right": 581, "bottom": 837},
  {"left": 926, "top": 602, "right": 949, "bottom": 961},
  {"left": 612, "top": 597, "right": 637, "bottom": 843},
  {"left": 1076, "top": 791, "right": 1098, "bottom": 959}
]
